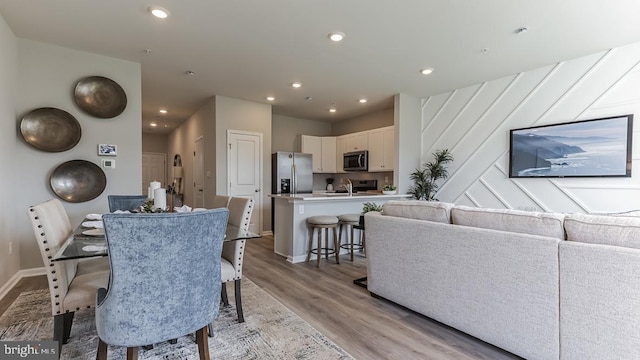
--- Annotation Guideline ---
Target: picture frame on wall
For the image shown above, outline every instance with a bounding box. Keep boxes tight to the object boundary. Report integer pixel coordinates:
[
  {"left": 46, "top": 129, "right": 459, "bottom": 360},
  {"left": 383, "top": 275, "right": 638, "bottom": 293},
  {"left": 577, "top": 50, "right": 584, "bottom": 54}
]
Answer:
[
  {"left": 509, "top": 114, "right": 633, "bottom": 178},
  {"left": 98, "top": 144, "right": 117, "bottom": 156}
]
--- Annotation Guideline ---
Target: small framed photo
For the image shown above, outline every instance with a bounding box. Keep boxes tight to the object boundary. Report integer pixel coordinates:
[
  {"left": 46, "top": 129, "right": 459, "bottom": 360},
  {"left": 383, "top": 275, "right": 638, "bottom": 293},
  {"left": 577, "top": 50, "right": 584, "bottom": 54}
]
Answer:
[{"left": 98, "top": 144, "right": 117, "bottom": 156}]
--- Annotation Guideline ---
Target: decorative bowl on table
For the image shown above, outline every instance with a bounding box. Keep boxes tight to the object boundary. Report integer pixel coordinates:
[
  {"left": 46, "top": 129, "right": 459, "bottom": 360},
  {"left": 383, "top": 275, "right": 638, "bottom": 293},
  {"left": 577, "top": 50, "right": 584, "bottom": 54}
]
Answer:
[{"left": 382, "top": 190, "right": 397, "bottom": 195}]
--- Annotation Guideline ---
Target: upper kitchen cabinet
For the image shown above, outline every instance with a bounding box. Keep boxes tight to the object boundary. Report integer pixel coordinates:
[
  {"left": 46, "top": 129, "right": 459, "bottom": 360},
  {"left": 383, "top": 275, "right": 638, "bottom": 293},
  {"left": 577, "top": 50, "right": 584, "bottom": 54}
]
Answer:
[
  {"left": 344, "top": 132, "right": 368, "bottom": 152},
  {"left": 368, "top": 126, "right": 394, "bottom": 172},
  {"left": 301, "top": 135, "right": 336, "bottom": 173},
  {"left": 336, "top": 135, "right": 346, "bottom": 173}
]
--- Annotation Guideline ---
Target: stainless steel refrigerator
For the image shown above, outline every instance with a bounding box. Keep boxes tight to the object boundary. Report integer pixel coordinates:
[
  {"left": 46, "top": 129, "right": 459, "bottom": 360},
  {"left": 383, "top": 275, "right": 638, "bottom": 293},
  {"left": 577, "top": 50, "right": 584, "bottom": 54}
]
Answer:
[{"left": 272, "top": 152, "right": 313, "bottom": 194}]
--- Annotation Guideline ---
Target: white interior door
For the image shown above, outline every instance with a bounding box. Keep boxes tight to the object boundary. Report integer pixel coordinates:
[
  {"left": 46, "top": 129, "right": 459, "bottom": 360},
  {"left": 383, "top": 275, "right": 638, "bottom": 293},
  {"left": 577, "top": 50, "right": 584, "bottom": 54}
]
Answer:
[
  {"left": 142, "top": 153, "right": 166, "bottom": 194},
  {"left": 193, "top": 137, "right": 204, "bottom": 208},
  {"left": 228, "top": 130, "right": 262, "bottom": 234}
]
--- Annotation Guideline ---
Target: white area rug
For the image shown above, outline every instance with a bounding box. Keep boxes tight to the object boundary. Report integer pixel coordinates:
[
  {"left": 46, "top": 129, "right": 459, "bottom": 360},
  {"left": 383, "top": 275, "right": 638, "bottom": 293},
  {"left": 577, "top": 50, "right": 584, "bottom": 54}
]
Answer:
[{"left": 0, "top": 278, "right": 353, "bottom": 359}]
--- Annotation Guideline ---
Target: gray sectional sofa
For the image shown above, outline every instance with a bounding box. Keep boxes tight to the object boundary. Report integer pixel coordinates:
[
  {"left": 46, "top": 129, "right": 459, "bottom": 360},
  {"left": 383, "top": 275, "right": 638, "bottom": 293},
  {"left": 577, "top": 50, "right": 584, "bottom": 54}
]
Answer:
[{"left": 365, "top": 200, "right": 640, "bottom": 360}]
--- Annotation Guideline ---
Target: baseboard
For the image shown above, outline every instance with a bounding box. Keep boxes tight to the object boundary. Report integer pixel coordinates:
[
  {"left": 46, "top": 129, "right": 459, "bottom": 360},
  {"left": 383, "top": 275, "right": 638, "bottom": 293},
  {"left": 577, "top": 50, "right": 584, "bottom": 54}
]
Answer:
[{"left": 0, "top": 267, "right": 46, "bottom": 302}]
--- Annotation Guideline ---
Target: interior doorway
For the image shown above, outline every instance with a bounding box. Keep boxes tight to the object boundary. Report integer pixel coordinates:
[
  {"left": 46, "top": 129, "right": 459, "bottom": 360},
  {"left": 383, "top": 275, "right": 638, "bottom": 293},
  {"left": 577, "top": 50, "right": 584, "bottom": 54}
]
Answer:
[
  {"left": 227, "top": 130, "right": 263, "bottom": 234},
  {"left": 193, "top": 136, "right": 204, "bottom": 208},
  {"left": 142, "top": 152, "right": 166, "bottom": 194}
]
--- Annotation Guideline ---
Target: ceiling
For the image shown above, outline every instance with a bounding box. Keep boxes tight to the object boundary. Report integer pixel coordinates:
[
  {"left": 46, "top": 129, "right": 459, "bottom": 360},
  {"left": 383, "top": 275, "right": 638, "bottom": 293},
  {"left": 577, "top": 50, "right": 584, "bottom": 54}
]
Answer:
[{"left": 2, "top": 1, "right": 640, "bottom": 135}]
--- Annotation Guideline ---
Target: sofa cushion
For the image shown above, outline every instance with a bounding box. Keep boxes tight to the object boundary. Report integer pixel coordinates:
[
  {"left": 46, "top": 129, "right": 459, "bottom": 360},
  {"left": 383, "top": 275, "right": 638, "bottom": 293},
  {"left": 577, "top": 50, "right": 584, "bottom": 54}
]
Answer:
[
  {"left": 451, "top": 206, "right": 565, "bottom": 239},
  {"left": 382, "top": 200, "right": 453, "bottom": 223},
  {"left": 564, "top": 213, "right": 640, "bottom": 249}
]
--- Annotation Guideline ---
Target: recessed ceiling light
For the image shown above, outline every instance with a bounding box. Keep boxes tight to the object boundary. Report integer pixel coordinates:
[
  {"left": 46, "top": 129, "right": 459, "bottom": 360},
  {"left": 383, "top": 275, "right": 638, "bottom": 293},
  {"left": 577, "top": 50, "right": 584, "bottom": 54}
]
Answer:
[
  {"left": 291, "top": 82, "right": 302, "bottom": 88},
  {"left": 359, "top": 98, "right": 367, "bottom": 103},
  {"left": 420, "top": 68, "right": 434, "bottom": 75},
  {"left": 159, "top": 109, "right": 167, "bottom": 114},
  {"left": 185, "top": 70, "right": 195, "bottom": 76},
  {"left": 328, "top": 32, "right": 345, "bottom": 42},
  {"left": 515, "top": 27, "right": 528, "bottom": 34},
  {"left": 150, "top": 122, "right": 157, "bottom": 127},
  {"left": 149, "top": 6, "right": 170, "bottom": 19},
  {"left": 329, "top": 108, "right": 337, "bottom": 113},
  {"left": 305, "top": 96, "right": 313, "bottom": 101},
  {"left": 266, "top": 96, "right": 275, "bottom": 101}
]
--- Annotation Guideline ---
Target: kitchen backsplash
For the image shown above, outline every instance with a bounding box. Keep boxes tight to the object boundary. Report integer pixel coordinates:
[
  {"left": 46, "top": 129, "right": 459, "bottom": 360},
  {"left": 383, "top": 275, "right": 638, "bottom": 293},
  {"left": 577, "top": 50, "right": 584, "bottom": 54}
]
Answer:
[{"left": 313, "top": 171, "right": 393, "bottom": 191}]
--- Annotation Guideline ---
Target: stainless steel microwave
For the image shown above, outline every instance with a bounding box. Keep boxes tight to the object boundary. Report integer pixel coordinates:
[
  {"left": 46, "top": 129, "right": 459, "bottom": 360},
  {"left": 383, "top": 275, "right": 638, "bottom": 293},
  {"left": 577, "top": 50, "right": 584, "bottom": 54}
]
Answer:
[{"left": 344, "top": 150, "right": 368, "bottom": 171}]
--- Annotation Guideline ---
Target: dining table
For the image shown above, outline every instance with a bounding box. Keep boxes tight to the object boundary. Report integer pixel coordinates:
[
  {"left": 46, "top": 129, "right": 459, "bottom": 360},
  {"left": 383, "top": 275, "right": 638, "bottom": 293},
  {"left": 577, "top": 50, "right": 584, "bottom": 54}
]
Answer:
[{"left": 52, "top": 217, "right": 261, "bottom": 262}]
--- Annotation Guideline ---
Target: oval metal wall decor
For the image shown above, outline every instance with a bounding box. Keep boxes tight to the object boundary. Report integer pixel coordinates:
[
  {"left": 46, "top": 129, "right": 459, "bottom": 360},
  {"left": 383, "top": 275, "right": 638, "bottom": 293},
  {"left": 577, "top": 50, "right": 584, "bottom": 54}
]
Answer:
[
  {"left": 20, "top": 107, "right": 82, "bottom": 152},
  {"left": 74, "top": 76, "right": 127, "bottom": 118},
  {"left": 50, "top": 160, "right": 107, "bottom": 203}
]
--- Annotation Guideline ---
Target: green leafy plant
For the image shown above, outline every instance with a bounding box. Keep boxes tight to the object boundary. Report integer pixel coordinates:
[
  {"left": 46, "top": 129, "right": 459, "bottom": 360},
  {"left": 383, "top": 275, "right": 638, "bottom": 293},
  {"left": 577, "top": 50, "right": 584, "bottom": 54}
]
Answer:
[
  {"left": 140, "top": 200, "right": 167, "bottom": 213},
  {"left": 362, "top": 201, "right": 383, "bottom": 213},
  {"left": 408, "top": 149, "right": 453, "bottom": 201},
  {"left": 382, "top": 184, "right": 397, "bottom": 191}
]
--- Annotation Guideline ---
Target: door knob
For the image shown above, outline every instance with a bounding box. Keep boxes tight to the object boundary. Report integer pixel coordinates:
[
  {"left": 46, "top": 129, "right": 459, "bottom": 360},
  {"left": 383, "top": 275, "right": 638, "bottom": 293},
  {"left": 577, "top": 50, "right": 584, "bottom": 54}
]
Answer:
[
  {"left": 255, "top": 189, "right": 260, "bottom": 192},
  {"left": 198, "top": 189, "right": 203, "bottom": 192}
]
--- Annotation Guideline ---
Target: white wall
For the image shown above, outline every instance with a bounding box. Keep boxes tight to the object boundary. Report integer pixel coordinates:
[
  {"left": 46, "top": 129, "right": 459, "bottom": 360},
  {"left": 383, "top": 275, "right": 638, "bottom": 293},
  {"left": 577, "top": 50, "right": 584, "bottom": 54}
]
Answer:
[
  {"left": 272, "top": 114, "right": 331, "bottom": 152},
  {"left": 333, "top": 107, "right": 394, "bottom": 136},
  {"left": 166, "top": 98, "right": 212, "bottom": 207},
  {"left": 422, "top": 41, "right": 640, "bottom": 213},
  {"left": 0, "top": 14, "right": 18, "bottom": 288},
  {"left": 142, "top": 133, "right": 168, "bottom": 154},
  {"left": 15, "top": 40, "right": 142, "bottom": 270},
  {"left": 215, "top": 96, "right": 272, "bottom": 232}
]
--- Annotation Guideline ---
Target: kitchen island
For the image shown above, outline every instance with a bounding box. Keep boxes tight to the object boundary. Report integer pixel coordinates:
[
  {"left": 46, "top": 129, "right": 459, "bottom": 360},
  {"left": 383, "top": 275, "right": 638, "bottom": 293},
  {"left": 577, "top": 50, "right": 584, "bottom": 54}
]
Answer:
[{"left": 270, "top": 193, "right": 411, "bottom": 263}]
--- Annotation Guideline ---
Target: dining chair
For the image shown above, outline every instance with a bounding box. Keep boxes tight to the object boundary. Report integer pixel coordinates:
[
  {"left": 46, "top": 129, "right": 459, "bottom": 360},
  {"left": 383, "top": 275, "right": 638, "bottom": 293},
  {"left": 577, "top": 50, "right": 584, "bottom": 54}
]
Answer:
[
  {"left": 27, "top": 199, "right": 110, "bottom": 355},
  {"left": 212, "top": 195, "right": 231, "bottom": 208},
  {"left": 212, "top": 196, "right": 253, "bottom": 329},
  {"left": 96, "top": 208, "right": 228, "bottom": 360},
  {"left": 107, "top": 194, "right": 147, "bottom": 212}
]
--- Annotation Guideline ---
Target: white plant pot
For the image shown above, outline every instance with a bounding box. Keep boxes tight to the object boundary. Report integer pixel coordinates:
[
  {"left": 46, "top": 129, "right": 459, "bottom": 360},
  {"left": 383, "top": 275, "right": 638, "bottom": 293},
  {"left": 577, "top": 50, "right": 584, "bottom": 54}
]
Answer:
[{"left": 382, "top": 190, "right": 396, "bottom": 195}]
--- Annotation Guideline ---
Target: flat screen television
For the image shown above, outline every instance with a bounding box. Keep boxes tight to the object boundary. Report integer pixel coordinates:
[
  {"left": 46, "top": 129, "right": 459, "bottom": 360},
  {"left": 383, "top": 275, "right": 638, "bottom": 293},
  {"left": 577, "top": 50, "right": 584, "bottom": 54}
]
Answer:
[{"left": 509, "top": 114, "right": 633, "bottom": 178}]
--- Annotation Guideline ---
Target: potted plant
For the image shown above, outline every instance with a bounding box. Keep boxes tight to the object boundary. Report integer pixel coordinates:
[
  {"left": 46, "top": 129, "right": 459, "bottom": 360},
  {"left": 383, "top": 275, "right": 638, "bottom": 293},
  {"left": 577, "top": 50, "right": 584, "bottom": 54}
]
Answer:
[
  {"left": 408, "top": 149, "right": 453, "bottom": 201},
  {"left": 382, "top": 184, "right": 397, "bottom": 195},
  {"left": 360, "top": 201, "right": 383, "bottom": 226}
]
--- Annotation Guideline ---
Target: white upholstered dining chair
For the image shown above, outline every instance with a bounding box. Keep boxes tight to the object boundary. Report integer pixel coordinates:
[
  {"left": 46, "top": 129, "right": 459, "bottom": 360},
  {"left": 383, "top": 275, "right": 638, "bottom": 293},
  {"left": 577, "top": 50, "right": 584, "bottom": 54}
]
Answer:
[
  {"left": 209, "top": 196, "right": 253, "bottom": 331},
  {"left": 27, "top": 198, "right": 110, "bottom": 355},
  {"left": 212, "top": 195, "right": 231, "bottom": 209}
]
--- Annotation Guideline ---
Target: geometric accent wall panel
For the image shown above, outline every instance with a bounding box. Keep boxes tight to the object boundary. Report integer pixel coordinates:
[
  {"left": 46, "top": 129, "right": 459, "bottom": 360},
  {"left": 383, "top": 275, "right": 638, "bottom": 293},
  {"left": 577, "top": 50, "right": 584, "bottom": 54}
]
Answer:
[{"left": 421, "top": 41, "right": 640, "bottom": 213}]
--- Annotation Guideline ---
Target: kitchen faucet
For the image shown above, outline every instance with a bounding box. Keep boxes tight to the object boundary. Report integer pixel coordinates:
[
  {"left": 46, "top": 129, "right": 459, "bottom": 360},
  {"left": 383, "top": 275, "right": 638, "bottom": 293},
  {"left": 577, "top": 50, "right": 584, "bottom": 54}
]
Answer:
[{"left": 342, "top": 179, "right": 353, "bottom": 196}]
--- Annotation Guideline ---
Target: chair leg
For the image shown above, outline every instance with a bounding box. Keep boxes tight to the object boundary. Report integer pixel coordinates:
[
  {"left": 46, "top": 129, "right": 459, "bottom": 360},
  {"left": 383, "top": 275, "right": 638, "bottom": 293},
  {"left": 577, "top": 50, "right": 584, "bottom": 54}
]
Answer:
[
  {"left": 324, "top": 228, "right": 330, "bottom": 260},
  {"left": 221, "top": 283, "right": 229, "bottom": 306},
  {"left": 234, "top": 279, "right": 244, "bottom": 323},
  {"left": 316, "top": 228, "right": 322, "bottom": 267},
  {"left": 96, "top": 339, "right": 108, "bottom": 360},
  {"left": 62, "top": 312, "right": 74, "bottom": 343},
  {"left": 305, "top": 227, "right": 314, "bottom": 262},
  {"left": 207, "top": 322, "right": 215, "bottom": 338},
  {"left": 126, "top": 347, "right": 138, "bottom": 360},
  {"left": 350, "top": 225, "right": 355, "bottom": 261},
  {"left": 196, "top": 326, "right": 211, "bottom": 360},
  {"left": 54, "top": 312, "right": 74, "bottom": 355},
  {"left": 333, "top": 226, "right": 340, "bottom": 264}
]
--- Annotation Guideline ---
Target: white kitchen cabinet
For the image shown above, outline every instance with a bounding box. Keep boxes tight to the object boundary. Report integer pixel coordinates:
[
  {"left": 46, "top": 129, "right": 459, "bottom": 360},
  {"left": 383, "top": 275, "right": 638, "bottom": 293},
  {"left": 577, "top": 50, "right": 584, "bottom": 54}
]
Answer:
[
  {"left": 344, "top": 132, "right": 368, "bottom": 152},
  {"left": 367, "top": 126, "right": 394, "bottom": 171},
  {"left": 301, "top": 135, "right": 336, "bottom": 173},
  {"left": 335, "top": 135, "right": 346, "bottom": 173}
]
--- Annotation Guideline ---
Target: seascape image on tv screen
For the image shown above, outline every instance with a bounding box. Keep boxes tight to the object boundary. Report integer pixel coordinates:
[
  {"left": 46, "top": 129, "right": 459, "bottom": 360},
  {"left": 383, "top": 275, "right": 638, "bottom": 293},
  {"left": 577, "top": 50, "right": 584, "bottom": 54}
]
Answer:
[{"left": 510, "top": 116, "right": 631, "bottom": 177}]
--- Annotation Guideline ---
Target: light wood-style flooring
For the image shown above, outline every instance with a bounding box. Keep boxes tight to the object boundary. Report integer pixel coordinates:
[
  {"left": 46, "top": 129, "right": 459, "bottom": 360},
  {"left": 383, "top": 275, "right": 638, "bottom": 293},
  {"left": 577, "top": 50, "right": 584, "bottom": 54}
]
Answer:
[{"left": 1, "top": 235, "right": 521, "bottom": 360}]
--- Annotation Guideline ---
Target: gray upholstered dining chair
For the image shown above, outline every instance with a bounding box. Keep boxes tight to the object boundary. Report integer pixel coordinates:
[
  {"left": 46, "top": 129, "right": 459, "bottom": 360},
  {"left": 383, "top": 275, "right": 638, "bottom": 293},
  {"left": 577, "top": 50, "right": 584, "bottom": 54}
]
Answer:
[
  {"left": 212, "top": 194, "right": 231, "bottom": 209},
  {"left": 107, "top": 194, "right": 147, "bottom": 212},
  {"left": 213, "top": 196, "right": 253, "bottom": 328},
  {"left": 96, "top": 208, "right": 228, "bottom": 360},
  {"left": 27, "top": 198, "right": 110, "bottom": 355}
]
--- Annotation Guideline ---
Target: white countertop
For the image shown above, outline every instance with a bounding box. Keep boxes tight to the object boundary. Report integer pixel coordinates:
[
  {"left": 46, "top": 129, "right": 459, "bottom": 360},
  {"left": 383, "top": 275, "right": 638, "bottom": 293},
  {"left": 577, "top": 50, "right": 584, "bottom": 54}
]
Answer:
[{"left": 269, "top": 192, "right": 412, "bottom": 201}]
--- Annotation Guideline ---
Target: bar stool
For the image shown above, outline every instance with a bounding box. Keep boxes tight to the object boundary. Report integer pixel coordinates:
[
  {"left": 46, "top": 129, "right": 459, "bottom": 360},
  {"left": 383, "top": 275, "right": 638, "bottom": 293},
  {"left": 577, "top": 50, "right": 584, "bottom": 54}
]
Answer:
[
  {"left": 338, "top": 214, "right": 363, "bottom": 261},
  {"left": 306, "top": 215, "right": 340, "bottom": 267}
]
